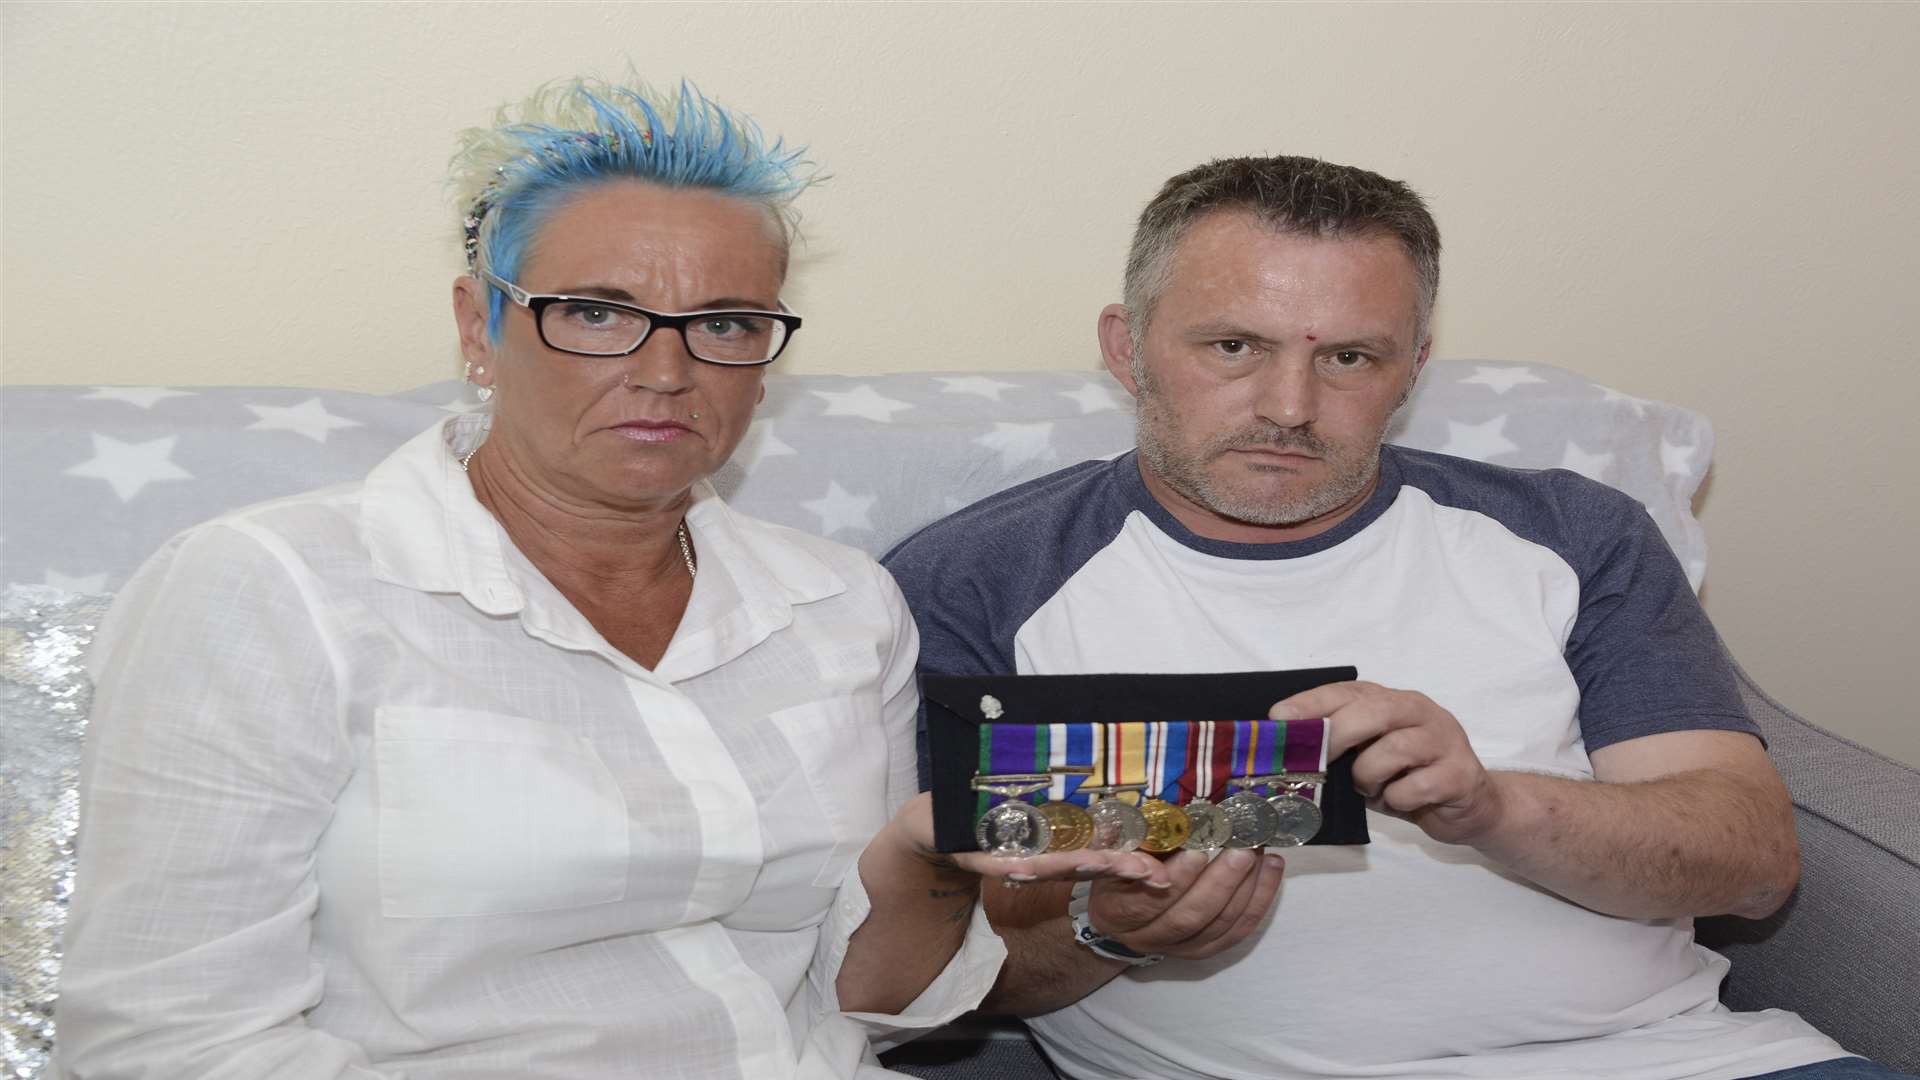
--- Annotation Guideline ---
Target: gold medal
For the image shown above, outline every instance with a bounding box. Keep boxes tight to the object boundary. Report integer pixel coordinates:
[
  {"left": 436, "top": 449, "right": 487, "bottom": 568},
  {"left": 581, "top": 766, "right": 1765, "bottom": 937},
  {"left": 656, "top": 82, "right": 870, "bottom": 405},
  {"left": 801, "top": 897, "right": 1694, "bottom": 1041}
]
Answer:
[
  {"left": 1139, "top": 798, "right": 1193, "bottom": 853},
  {"left": 1038, "top": 801, "right": 1094, "bottom": 853}
]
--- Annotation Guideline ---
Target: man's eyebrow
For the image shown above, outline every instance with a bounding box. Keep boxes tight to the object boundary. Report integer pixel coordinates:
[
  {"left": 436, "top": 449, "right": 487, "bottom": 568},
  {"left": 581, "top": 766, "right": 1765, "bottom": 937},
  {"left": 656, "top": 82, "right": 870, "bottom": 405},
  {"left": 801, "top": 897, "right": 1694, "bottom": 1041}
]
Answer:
[
  {"left": 1320, "top": 335, "right": 1403, "bottom": 354},
  {"left": 1182, "top": 322, "right": 1280, "bottom": 344}
]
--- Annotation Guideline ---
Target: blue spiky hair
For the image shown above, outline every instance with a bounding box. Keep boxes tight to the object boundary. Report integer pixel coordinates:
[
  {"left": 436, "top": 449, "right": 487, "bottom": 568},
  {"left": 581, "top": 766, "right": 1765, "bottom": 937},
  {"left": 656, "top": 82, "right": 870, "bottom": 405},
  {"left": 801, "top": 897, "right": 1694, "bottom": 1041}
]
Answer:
[{"left": 449, "top": 78, "right": 817, "bottom": 340}]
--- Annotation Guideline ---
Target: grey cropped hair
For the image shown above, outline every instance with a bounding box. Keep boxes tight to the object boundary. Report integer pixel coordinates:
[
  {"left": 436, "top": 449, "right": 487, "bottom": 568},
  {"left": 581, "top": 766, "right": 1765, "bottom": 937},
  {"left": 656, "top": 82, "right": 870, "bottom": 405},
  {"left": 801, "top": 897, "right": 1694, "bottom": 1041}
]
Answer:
[{"left": 1122, "top": 155, "right": 1442, "bottom": 348}]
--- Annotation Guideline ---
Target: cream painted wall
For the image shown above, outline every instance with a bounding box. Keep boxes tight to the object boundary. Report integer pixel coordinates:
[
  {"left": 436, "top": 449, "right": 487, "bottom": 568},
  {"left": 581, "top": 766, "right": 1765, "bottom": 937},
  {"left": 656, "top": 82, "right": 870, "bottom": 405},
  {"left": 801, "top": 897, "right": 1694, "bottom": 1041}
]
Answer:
[{"left": 4, "top": 2, "right": 1917, "bottom": 766}]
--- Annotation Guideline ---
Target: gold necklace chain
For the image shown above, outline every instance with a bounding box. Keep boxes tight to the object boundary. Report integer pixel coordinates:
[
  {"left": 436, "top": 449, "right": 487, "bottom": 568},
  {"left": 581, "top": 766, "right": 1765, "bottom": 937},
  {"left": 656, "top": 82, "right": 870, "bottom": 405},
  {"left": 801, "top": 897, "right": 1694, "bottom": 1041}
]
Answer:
[{"left": 675, "top": 520, "right": 697, "bottom": 580}]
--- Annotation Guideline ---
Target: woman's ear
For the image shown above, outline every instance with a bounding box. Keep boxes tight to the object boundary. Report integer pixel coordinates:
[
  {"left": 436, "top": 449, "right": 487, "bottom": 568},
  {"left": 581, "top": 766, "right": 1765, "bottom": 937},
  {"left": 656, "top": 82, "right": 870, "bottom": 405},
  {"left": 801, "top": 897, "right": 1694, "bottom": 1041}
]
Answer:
[{"left": 452, "top": 276, "right": 497, "bottom": 390}]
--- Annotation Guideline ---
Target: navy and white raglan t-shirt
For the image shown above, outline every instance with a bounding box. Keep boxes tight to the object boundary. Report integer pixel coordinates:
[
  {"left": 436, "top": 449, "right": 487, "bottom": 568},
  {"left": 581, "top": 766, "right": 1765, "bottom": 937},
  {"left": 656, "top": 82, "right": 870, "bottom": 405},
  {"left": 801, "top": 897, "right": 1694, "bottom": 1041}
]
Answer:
[{"left": 882, "top": 445, "right": 1843, "bottom": 1080}]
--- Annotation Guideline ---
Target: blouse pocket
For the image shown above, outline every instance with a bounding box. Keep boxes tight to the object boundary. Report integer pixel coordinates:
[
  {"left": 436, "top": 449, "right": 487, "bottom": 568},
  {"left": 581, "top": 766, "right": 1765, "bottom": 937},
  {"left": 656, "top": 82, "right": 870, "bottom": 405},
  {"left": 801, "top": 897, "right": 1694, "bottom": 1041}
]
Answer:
[
  {"left": 767, "top": 694, "right": 889, "bottom": 888},
  {"left": 375, "top": 706, "right": 630, "bottom": 918}
]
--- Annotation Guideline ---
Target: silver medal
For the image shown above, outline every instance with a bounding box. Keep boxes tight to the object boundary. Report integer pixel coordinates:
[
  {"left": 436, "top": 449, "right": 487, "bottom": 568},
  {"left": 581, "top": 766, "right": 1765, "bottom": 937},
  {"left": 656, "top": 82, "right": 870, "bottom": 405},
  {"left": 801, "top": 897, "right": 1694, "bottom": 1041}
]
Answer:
[
  {"left": 969, "top": 773, "right": 1054, "bottom": 857},
  {"left": 1086, "top": 798, "right": 1148, "bottom": 852},
  {"left": 974, "top": 800, "right": 1052, "bottom": 857},
  {"left": 1265, "top": 790, "right": 1324, "bottom": 847},
  {"left": 1220, "top": 789, "right": 1281, "bottom": 848},
  {"left": 1180, "top": 797, "right": 1234, "bottom": 852}
]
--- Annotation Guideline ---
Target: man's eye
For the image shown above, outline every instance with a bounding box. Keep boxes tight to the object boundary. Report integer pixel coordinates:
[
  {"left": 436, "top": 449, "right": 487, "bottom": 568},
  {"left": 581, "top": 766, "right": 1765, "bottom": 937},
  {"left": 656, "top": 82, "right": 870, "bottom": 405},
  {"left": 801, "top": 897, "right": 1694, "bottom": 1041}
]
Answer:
[
  {"left": 1216, "top": 340, "right": 1251, "bottom": 356},
  {"left": 1330, "top": 351, "right": 1370, "bottom": 368}
]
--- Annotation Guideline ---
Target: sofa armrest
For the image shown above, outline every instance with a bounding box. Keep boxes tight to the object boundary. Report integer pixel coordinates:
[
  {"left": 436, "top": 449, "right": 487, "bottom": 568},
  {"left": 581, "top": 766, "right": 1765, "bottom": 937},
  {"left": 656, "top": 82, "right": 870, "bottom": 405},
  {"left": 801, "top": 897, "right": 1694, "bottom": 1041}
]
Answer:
[{"left": 1697, "top": 658, "right": 1920, "bottom": 1072}]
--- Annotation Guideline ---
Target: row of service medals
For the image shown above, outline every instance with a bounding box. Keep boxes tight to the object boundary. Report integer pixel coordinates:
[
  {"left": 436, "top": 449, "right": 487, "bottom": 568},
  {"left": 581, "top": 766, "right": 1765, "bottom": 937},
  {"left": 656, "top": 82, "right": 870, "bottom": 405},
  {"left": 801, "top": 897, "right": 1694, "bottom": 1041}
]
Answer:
[{"left": 972, "top": 767, "right": 1325, "bottom": 858}]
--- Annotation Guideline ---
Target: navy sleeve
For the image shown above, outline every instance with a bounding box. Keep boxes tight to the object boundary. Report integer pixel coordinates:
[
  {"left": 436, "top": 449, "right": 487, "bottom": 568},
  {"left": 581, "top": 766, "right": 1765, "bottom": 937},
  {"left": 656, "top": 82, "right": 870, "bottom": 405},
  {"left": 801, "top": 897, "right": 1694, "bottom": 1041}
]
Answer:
[
  {"left": 882, "top": 456, "right": 1140, "bottom": 785},
  {"left": 1551, "top": 472, "right": 1755, "bottom": 752}
]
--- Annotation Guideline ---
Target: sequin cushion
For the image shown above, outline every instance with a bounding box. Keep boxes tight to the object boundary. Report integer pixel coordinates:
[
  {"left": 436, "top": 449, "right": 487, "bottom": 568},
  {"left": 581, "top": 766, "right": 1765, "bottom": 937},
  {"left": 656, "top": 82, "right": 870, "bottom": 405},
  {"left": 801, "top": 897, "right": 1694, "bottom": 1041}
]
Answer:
[{"left": 1, "top": 586, "right": 109, "bottom": 1080}]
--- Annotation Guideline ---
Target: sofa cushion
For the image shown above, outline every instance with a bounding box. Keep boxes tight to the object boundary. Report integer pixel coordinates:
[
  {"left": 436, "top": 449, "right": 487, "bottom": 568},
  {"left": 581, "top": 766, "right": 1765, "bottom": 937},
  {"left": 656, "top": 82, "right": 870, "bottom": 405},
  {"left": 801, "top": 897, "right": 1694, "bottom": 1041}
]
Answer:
[{"left": 0, "top": 362, "right": 1712, "bottom": 594}]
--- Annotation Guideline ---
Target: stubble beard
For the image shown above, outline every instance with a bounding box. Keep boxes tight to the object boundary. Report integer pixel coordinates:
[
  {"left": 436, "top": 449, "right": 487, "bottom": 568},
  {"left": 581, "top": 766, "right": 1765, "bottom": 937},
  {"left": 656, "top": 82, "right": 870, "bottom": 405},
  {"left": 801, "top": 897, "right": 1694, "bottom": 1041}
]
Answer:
[{"left": 1133, "top": 381, "right": 1388, "bottom": 529}]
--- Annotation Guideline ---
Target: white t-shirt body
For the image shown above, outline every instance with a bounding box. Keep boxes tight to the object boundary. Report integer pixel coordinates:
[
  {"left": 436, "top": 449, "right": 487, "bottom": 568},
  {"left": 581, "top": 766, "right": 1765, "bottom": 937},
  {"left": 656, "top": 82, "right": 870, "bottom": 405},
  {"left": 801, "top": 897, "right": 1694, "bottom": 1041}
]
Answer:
[{"left": 885, "top": 447, "right": 1843, "bottom": 1080}]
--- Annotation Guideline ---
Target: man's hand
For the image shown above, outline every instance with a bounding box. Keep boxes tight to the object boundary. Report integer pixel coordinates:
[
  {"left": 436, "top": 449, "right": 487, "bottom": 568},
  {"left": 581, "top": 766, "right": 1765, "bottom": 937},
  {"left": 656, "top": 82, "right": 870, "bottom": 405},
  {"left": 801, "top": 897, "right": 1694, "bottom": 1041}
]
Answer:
[
  {"left": 978, "top": 844, "right": 1285, "bottom": 1015},
  {"left": 1270, "top": 681, "right": 1800, "bottom": 921},
  {"left": 1272, "top": 681, "right": 1505, "bottom": 846},
  {"left": 1090, "top": 847, "right": 1286, "bottom": 960}
]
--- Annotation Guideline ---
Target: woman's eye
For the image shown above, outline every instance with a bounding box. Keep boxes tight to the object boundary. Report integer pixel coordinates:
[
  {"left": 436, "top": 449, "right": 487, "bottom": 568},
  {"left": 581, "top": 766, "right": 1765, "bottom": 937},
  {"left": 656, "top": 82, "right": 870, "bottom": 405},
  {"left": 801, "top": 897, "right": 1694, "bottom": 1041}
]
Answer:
[{"left": 562, "top": 303, "right": 615, "bottom": 326}]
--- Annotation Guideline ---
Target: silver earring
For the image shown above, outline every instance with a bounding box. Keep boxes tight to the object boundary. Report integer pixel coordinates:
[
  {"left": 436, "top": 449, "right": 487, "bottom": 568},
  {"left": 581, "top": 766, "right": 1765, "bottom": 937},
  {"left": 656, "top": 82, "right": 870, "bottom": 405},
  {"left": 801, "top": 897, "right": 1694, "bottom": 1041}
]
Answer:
[{"left": 466, "top": 361, "right": 494, "bottom": 402}]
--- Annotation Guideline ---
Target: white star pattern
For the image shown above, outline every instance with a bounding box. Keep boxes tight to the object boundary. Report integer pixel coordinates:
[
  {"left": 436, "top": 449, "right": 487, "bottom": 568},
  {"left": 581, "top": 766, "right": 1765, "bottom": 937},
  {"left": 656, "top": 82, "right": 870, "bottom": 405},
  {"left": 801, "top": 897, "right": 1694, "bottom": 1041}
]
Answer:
[
  {"left": 937, "top": 375, "right": 1019, "bottom": 401},
  {"left": 65, "top": 434, "right": 194, "bottom": 501},
  {"left": 801, "top": 481, "right": 877, "bottom": 536},
  {"left": 1599, "top": 385, "right": 1650, "bottom": 417},
  {"left": 1461, "top": 365, "right": 1547, "bottom": 395},
  {"left": 1058, "top": 382, "right": 1128, "bottom": 414},
  {"left": 43, "top": 569, "right": 108, "bottom": 593},
  {"left": 1558, "top": 441, "right": 1615, "bottom": 482},
  {"left": 1661, "top": 436, "right": 1702, "bottom": 479},
  {"left": 245, "top": 397, "right": 364, "bottom": 443},
  {"left": 812, "top": 385, "right": 914, "bottom": 423},
  {"left": 976, "top": 421, "right": 1057, "bottom": 471},
  {"left": 82, "top": 386, "right": 196, "bottom": 409},
  {"left": 1437, "top": 416, "right": 1518, "bottom": 461},
  {"left": 735, "top": 423, "right": 797, "bottom": 464}
]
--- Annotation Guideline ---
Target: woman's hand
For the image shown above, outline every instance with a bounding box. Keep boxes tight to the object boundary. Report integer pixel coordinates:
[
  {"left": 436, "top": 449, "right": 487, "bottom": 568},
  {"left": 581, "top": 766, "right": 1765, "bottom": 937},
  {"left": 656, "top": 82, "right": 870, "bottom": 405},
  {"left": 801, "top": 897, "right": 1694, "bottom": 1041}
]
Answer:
[
  {"left": 837, "top": 792, "right": 1171, "bottom": 1014},
  {"left": 887, "top": 791, "right": 1173, "bottom": 889}
]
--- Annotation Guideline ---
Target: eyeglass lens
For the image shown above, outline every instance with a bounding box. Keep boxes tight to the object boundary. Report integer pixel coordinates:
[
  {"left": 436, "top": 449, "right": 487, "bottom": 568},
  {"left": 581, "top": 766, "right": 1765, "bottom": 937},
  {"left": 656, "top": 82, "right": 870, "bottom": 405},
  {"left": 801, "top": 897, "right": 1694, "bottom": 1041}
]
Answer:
[{"left": 541, "top": 301, "right": 787, "bottom": 362}]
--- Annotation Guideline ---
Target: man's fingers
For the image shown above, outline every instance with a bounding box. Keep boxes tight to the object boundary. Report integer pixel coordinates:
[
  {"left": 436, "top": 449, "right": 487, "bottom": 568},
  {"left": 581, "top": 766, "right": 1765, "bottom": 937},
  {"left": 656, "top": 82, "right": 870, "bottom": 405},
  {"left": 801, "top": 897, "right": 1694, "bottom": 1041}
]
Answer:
[
  {"left": 1108, "top": 848, "right": 1262, "bottom": 950},
  {"left": 1270, "top": 681, "right": 1411, "bottom": 759},
  {"left": 1224, "top": 852, "right": 1287, "bottom": 947},
  {"left": 1179, "top": 850, "right": 1267, "bottom": 948},
  {"left": 1349, "top": 725, "right": 1441, "bottom": 798},
  {"left": 1269, "top": 681, "right": 1371, "bottom": 722}
]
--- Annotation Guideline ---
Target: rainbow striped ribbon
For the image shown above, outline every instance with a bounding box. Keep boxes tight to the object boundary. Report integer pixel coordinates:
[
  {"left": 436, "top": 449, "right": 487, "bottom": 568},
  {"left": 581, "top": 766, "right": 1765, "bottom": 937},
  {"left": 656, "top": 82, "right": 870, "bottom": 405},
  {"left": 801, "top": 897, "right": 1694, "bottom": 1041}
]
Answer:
[{"left": 976, "top": 718, "right": 1329, "bottom": 817}]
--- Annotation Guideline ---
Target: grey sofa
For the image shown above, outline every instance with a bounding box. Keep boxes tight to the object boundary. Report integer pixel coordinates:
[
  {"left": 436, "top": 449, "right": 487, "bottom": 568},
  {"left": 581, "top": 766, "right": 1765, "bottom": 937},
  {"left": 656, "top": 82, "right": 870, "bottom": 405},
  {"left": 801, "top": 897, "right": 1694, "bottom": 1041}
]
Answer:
[{"left": 3, "top": 364, "right": 1914, "bottom": 1078}]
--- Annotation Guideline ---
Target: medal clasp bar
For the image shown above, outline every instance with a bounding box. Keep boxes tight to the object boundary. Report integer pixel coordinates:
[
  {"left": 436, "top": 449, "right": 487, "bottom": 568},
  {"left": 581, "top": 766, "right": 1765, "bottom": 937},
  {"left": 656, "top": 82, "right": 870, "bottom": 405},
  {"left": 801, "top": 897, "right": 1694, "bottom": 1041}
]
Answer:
[
  {"left": 971, "top": 773, "right": 1052, "bottom": 797},
  {"left": 1240, "top": 771, "right": 1328, "bottom": 792}
]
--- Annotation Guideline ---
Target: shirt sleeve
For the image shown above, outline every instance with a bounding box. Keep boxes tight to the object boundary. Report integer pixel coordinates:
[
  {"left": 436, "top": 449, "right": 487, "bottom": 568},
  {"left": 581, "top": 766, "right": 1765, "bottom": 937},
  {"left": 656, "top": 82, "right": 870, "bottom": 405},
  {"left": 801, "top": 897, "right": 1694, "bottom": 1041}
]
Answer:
[
  {"left": 794, "top": 564, "right": 1007, "bottom": 1062},
  {"left": 874, "top": 567, "right": 924, "bottom": 815},
  {"left": 1554, "top": 474, "right": 1756, "bottom": 752},
  {"left": 805, "top": 870, "right": 1007, "bottom": 1057},
  {"left": 55, "top": 522, "right": 396, "bottom": 1080}
]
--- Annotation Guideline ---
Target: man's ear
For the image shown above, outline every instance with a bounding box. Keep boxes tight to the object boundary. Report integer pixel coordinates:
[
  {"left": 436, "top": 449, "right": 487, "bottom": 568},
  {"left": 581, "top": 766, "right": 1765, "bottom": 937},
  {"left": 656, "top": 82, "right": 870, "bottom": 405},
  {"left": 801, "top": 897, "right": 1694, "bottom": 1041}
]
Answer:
[
  {"left": 1395, "top": 336, "right": 1434, "bottom": 411},
  {"left": 452, "top": 275, "right": 497, "bottom": 387},
  {"left": 1098, "top": 303, "right": 1142, "bottom": 397}
]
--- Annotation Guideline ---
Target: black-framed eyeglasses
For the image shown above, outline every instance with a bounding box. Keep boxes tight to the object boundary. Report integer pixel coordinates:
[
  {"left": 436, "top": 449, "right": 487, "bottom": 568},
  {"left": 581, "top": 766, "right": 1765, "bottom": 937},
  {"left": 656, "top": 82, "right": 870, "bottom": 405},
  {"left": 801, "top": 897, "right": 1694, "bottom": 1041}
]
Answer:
[{"left": 480, "top": 268, "right": 801, "bottom": 365}]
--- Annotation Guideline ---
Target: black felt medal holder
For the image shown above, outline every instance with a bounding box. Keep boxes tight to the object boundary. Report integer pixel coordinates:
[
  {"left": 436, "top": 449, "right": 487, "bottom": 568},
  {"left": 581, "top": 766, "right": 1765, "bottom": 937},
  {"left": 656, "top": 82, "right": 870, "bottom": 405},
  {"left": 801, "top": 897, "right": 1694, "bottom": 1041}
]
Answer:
[{"left": 922, "top": 667, "right": 1371, "bottom": 854}]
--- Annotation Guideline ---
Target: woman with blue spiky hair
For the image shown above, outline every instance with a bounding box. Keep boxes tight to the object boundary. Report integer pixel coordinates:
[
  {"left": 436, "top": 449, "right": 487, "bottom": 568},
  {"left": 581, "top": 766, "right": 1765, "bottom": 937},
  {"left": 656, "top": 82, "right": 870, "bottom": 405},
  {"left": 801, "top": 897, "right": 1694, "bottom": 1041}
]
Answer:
[{"left": 53, "top": 78, "right": 1162, "bottom": 1079}]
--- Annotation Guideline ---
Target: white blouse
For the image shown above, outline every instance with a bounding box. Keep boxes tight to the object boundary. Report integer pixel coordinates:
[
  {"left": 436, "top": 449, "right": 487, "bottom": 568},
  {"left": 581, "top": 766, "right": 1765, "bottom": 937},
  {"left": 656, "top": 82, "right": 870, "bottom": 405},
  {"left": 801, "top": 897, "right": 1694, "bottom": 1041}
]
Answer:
[{"left": 55, "top": 416, "right": 1003, "bottom": 1080}]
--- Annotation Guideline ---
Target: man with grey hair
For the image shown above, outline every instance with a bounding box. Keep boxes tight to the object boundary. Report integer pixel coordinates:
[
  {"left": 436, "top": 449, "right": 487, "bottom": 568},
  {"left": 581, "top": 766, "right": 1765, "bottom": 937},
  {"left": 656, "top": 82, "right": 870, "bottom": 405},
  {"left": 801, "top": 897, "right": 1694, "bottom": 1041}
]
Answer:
[{"left": 884, "top": 156, "right": 1889, "bottom": 1079}]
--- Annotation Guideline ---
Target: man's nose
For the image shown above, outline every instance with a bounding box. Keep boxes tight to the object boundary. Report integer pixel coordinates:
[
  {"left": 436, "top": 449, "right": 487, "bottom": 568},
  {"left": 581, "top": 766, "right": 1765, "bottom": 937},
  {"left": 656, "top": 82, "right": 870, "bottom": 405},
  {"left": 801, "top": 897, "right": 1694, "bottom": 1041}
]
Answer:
[{"left": 1253, "top": 354, "right": 1319, "bottom": 429}]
